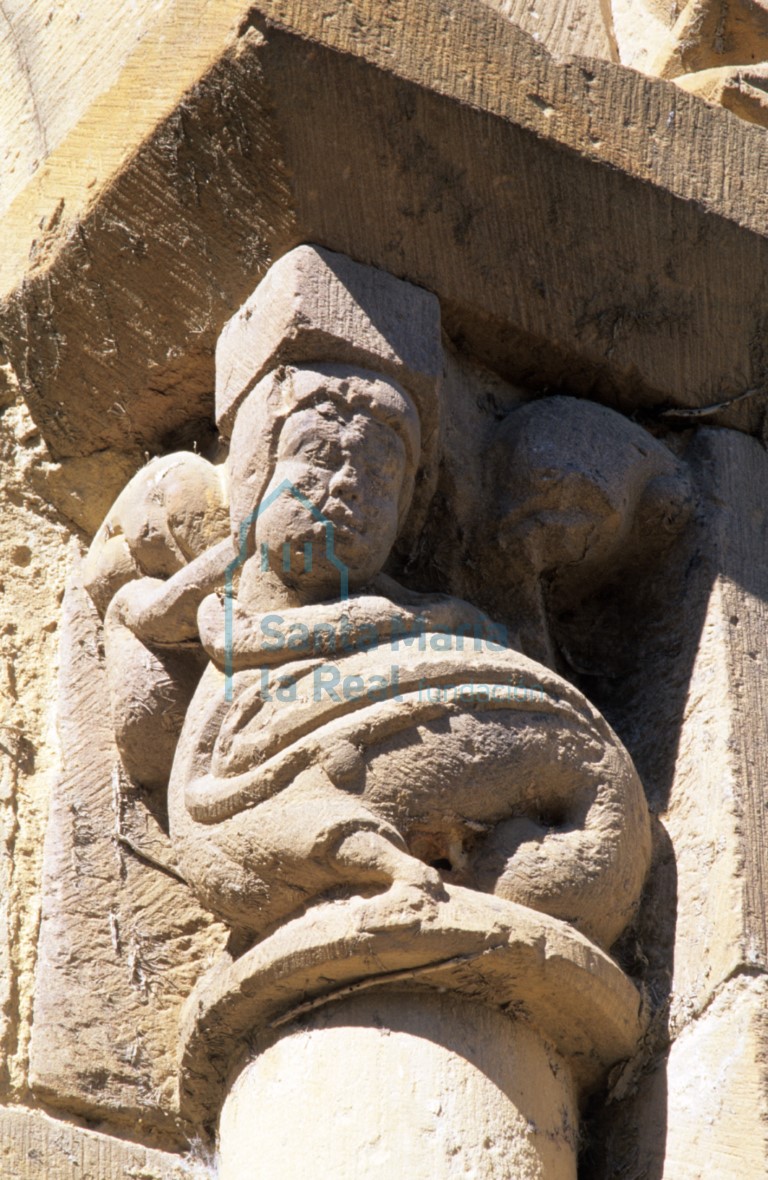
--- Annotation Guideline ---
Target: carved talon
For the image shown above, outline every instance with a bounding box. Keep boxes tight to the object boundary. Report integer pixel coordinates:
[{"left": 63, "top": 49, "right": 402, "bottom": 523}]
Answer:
[
  {"left": 353, "top": 861, "right": 446, "bottom": 933},
  {"left": 382, "top": 867, "right": 446, "bottom": 921},
  {"left": 416, "top": 862, "right": 445, "bottom": 899},
  {"left": 329, "top": 827, "right": 446, "bottom": 919}
]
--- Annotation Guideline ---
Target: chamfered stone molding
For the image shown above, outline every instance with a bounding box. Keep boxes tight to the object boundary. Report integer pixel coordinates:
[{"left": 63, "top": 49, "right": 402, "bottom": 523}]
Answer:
[{"left": 4, "top": 1, "right": 768, "bottom": 463}]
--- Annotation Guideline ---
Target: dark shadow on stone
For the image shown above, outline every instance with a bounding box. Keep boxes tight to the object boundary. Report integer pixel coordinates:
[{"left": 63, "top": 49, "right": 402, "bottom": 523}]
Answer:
[{"left": 579, "top": 819, "right": 677, "bottom": 1179}]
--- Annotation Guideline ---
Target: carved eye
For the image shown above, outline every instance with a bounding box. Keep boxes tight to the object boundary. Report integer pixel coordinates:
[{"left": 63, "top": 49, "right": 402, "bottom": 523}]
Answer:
[{"left": 278, "top": 413, "right": 343, "bottom": 468}]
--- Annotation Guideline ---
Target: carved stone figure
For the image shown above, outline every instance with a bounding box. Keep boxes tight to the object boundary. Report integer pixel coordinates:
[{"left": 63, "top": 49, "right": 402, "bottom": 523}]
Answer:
[
  {"left": 64, "top": 244, "right": 698, "bottom": 1174},
  {"left": 171, "top": 363, "right": 651, "bottom": 951},
  {"left": 79, "top": 246, "right": 662, "bottom": 952},
  {"left": 82, "top": 452, "right": 230, "bottom": 787}
]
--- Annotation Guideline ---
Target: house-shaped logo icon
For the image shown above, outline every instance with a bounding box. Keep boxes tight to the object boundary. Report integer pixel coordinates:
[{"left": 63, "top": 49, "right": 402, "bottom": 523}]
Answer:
[{"left": 224, "top": 479, "right": 349, "bottom": 700}]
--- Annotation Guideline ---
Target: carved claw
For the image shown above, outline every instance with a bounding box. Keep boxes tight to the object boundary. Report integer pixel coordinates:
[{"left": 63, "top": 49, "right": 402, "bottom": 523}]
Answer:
[{"left": 330, "top": 828, "right": 446, "bottom": 927}]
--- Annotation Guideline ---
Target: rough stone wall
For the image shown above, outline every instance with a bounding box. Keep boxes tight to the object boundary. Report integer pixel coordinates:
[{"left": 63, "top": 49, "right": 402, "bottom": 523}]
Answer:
[
  {"left": 0, "top": 402, "right": 209, "bottom": 1169},
  {"left": 0, "top": 394, "right": 71, "bottom": 1098},
  {"left": 0, "top": 383, "right": 145, "bottom": 1060}
]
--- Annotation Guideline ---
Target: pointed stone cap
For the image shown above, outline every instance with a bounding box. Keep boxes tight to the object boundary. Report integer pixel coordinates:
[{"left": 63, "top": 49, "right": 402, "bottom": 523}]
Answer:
[{"left": 215, "top": 244, "right": 442, "bottom": 439}]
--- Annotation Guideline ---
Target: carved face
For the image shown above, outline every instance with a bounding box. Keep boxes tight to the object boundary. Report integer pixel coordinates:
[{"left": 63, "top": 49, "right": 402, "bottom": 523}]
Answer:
[{"left": 255, "top": 399, "right": 408, "bottom": 599}]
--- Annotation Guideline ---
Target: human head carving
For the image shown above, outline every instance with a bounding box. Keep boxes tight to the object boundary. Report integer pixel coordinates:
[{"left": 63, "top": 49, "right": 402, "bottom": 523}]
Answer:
[
  {"left": 227, "top": 364, "right": 420, "bottom": 597},
  {"left": 215, "top": 244, "right": 442, "bottom": 571}
]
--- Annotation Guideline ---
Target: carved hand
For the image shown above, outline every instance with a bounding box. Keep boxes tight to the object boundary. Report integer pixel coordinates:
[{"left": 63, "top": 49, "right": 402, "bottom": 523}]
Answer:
[{"left": 108, "top": 538, "right": 233, "bottom": 646}]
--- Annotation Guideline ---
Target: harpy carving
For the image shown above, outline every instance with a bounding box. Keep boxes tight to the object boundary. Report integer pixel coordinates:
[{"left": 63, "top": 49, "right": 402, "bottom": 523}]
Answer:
[
  {"left": 82, "top": 246, "right": 659, "bottom": 952},
  {"left": 40, "top": 245, "right": 693, "bottom": 1169}
]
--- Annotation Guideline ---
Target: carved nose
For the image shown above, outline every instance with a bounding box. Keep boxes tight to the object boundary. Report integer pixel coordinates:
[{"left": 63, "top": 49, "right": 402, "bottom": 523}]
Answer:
[{"left": 329, "top": 465, "right": 359, "bottom": 501}]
